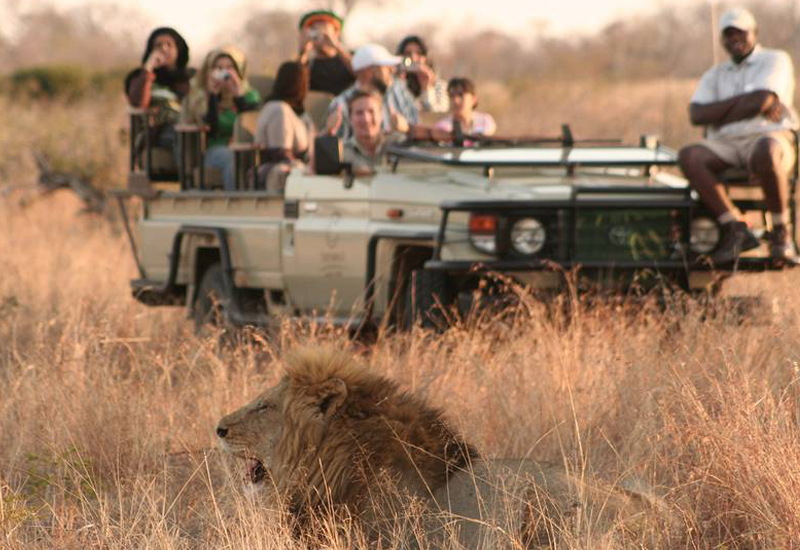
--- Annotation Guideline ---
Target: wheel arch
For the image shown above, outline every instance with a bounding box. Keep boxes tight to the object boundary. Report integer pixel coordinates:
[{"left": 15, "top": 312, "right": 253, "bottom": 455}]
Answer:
[{"left": 364, "top": 231, "right": 436, "bottom": 324}]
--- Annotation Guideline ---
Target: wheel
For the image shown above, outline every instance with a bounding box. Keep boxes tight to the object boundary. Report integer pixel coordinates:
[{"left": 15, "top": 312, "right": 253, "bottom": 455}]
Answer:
[
  {"left": 194, "top": 263, "right": 234, "bottom": 330},
  {"left": 402, "top": 269, "right": 451, "bottom": 330}
]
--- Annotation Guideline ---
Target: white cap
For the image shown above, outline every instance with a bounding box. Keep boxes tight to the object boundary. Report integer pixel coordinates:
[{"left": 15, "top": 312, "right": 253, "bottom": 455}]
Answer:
[
  {"left": 351, "top": 43, "right": 402, "bottom": 72},
  {"left": 719, "top": 8, "right": 756, "bottom": 33}
]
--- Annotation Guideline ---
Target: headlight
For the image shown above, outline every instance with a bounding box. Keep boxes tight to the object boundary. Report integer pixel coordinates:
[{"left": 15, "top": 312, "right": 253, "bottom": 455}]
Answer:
[
  {"left": 510, "top": 218, "right": 546, "bottom": 255},
  {"left": 690, "top": 217, "right": 720, "bottom": 254},
  {"left": 468, "top": 214, "right": 497, "bottom": 255}
]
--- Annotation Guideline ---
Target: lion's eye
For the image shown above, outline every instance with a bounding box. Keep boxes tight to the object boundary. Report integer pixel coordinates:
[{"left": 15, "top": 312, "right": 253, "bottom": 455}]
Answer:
[{"left": 257, "top": 402, "right": 274, "bottom": 412}]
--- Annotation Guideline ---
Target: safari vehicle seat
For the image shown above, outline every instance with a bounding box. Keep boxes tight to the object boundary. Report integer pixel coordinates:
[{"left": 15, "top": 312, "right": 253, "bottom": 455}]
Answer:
[
  {"left": 249, "top": 75, "right": 275, "bottom": 100},
  {"left": 305, "top": 90, "right": 334, "bottom": 131},
  {"left": 128, "top": 76, "right": 334, "bottom": 193},
  {"left": 718, "top": 129, "right": 799, "bottom": 251},
  {"left": 128, "top": 108, "right": 180, "bottom": 184},
  {"left": 228, "top": 90, "right": 334, "bottom": 191}
]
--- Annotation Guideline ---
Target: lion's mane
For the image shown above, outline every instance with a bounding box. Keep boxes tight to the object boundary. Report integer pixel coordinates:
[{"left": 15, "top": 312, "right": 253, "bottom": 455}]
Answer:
[{"left": 274, "top": 346, "right": 478, "bottom": 514}]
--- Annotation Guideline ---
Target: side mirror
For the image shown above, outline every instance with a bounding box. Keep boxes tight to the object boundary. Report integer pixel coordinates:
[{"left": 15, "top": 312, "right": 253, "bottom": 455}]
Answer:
[
  {"left": 314, "top": 135, "right": 345, "bottom": 175},
  {"left": 315, "top": 134, "right": 357, "bottom": 188}
]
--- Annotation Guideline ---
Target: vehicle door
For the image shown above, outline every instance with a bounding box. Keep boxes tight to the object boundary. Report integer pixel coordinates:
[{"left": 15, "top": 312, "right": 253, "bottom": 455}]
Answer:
[{"left": 281, "top": 172, "right": 372, "bottom": 319}]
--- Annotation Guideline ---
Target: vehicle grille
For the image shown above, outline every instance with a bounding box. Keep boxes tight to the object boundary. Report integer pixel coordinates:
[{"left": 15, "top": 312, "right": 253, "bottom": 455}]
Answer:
[{"left": 574, "top": 208, "right": 678, "bottom": 262}]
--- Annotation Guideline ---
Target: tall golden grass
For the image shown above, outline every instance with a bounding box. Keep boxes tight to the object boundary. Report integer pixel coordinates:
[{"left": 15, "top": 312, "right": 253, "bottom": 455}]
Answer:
[{"left": 1, "top": 85, "right": 800, "bottom": 548}]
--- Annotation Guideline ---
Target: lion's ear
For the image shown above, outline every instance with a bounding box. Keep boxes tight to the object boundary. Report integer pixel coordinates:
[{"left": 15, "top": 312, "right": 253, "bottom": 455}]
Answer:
[{"left": 314, "top": 378, "right": 347, "bottom": 418}]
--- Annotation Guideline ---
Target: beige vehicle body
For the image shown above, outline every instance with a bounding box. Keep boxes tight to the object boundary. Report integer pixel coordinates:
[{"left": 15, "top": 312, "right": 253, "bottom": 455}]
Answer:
[{"left": 125, "top": 139, "right": 794, "bottom": 328}]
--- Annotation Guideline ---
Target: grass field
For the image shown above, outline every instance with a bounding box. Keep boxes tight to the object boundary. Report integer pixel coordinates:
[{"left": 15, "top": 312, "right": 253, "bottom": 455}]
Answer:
[{"left": 1, "top": 85, "right": 800, "bottom": 548}]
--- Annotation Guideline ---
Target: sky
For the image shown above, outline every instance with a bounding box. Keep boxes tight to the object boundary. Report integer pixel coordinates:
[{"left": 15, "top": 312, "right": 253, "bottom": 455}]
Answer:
[{"left": 44, "top": 0, "right": 701, "bottom": 50}]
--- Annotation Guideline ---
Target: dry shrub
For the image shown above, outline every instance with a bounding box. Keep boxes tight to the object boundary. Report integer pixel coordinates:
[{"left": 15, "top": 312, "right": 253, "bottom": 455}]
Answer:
[{"left": 0, "top": 94, "right": 128, "bottom": 189}]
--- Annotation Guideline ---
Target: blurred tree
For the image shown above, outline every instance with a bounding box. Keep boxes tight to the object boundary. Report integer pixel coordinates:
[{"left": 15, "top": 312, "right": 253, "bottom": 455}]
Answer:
[
  {"left": 212, "top": 8, "right": 299, "bottom": 75},
  {"left": 308, "top": 0, "right": 388, "bottom": 18},
  {"left": 0, "top": 1, "right": 143, "bottom": 71}
]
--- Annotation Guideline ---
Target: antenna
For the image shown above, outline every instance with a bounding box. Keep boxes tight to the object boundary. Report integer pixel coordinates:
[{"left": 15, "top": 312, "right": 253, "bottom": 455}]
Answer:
[{"left": 710, "top": 0, "right": 720, "bottom": 65}]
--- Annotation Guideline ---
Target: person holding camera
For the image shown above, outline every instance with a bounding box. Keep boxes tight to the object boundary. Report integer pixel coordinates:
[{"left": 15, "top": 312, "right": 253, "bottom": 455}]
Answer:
[
  {"left": 125, "top": 27, "right": 193, "bottom": 114},
  {"left": 396, "top": 35, "right": 449, "bottom": 115},
  {"left": 181, "top": 46, "right": 261, "bottom": 190},
  {"left": 125, "top": 27, "right": 195, "bottom": 169},
  {"left": 325, "top": 43, "right": 419, "bottom": 141},
  {"left": 297, "top": 9, "right": 354, "bottom": 96}
]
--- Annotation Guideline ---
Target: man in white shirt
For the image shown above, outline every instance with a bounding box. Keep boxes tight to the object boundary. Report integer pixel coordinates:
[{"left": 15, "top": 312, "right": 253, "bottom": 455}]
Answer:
[
  {"left": 678, "top": 8, "right": 799, "bottom": 265},
  {"left": 325, "top": 44, "right": 419, "bottom": 141}
]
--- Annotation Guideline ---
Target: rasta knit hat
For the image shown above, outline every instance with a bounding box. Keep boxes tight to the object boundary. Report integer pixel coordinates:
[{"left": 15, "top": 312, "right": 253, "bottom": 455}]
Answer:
[{"left": 298, "top": 9, "right": 344, "bottom": 32}]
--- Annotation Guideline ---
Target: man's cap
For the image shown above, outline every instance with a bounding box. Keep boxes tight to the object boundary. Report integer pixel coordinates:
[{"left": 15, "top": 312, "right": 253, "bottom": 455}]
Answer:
[
  {"left": 351, "top": 44, "right": 402, "bottom": 72},
  {"left": 299, "top": 9, "right": 344, "bottom": 32},
  {"left": 719, "top": 8, "right": 756, "bottom": 33}
]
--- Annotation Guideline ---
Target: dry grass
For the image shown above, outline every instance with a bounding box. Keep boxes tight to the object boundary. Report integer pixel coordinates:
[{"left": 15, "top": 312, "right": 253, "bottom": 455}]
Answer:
[{"left": 1, "top": 86, "right": 800, "bottom": 548}]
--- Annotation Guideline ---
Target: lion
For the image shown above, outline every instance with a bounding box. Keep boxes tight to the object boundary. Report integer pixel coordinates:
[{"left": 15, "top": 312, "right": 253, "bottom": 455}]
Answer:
[{"left": 216, "top": 346, "right": 668, "bottom": 547}]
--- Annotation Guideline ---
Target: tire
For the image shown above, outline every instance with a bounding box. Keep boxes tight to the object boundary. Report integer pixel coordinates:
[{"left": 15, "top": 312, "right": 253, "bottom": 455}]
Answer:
[
  {"left": 402, "top": 269, "right": 451, "bottom": 330},
  {"left": 193, "top": 263, "right": 234, "bottom": 330}
]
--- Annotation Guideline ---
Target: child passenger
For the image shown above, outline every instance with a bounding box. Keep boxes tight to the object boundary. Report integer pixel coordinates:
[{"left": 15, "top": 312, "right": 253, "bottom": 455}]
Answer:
[
  {"left": 181, "top": 46, "right": 261, "bottom": 190},
  {"left": 434, "top": 77, "right": 496, "bottom": 142}
]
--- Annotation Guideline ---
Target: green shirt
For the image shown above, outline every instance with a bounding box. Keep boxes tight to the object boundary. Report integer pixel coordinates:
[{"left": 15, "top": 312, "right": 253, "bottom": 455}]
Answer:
[{"left": 208, "top": 88, "right": 261, "bottom": 148}]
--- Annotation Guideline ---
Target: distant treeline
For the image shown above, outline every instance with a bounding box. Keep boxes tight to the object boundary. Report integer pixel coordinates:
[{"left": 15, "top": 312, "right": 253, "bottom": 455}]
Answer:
[
  {"left": 1, "top": 66, "right": 128, "bottom": 100},
  {"left": 1, "top": 1, "right": 798, "bottom": 99}
]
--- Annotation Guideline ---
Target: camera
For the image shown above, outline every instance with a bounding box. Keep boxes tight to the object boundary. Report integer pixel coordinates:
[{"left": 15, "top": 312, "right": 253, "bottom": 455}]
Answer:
[
  {"left": 400, "top": 57, "right": 419, "bottom": 72},
  {"left": 212, "top": 68, "right": 231, "bottom": 82}
]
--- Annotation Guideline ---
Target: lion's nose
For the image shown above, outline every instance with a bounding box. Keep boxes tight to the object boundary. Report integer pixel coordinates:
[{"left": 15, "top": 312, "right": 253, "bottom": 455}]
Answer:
[{"left": 216, "top": 426, "right": 228, "bottom": 438}]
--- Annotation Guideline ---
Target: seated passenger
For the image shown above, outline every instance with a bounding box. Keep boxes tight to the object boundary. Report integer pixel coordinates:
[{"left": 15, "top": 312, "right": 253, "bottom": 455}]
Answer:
[
  {"left": 124, "top": 27, "right": 194, "bottom": 167},
  {"left": 297, "top": 9, "right": 354, "bottom": 96},
  {"left": 326, "top": 43, "right": 418, "bottom": 140},
  {"left": 255, "top": 61, "right": 314, "bottom": 193},
  {"left": 343, "top": 90, "right": 406, "bottom": 175},
  {"left": 434, "top": 77, "right": 496, "bottom": 144},
  {"left": 678, "top": 8, "right": 799, "bottom": 265},
  {"left": 181, "top": 46, "right": 261, "bottom": 190},
  {"left": 396, "top": 35, "right": 449, "bottom": 114}
]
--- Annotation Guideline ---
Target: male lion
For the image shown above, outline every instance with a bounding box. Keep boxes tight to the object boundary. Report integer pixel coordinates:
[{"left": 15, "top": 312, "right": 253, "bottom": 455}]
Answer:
[{"left": 217, "top": 346, "right": 665, "bottom": 547}]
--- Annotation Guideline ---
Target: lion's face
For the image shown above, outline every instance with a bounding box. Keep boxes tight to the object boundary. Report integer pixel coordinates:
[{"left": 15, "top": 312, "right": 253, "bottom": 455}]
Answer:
[
  {"left": 216, "top": 379, "right": 289, "bottom": 484},
  {"left": 216, "top": 374, "right": 348, "bottom": 486}
]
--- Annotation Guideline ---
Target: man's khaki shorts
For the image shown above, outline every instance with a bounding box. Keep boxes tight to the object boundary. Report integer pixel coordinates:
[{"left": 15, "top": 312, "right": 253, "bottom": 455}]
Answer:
[{"left": 694, "top": 130, "right": 796, "bottom": 174}]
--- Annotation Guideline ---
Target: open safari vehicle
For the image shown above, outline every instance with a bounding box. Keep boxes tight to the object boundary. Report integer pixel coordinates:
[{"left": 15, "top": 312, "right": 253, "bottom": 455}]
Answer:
[{"left": 117, "top": 109, "right": 800, "bottom": 328}]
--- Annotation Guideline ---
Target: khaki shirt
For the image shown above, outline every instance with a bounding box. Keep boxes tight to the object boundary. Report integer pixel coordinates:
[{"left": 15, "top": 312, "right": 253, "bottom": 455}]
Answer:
[
  {"left": 691, "top": 45, "right": 798, "bottom": 139},
  {"left": 343, "top": 133, "right": 405, "bottom": 173}
]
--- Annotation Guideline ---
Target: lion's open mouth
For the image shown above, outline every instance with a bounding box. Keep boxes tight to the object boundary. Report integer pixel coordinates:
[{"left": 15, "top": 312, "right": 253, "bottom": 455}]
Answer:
[{"left": 247, "top": 458, "right": 266, "bottom": 484}]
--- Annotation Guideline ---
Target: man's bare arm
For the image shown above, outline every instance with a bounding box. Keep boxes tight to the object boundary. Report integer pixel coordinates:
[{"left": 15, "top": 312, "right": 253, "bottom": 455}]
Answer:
[{"left": 690, "top": 90, "right": 778, "bottom": 127}]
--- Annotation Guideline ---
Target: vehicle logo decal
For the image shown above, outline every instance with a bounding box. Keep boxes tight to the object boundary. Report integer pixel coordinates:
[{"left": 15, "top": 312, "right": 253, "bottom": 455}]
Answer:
[
  {"left": 326, "top": 212, "right": 342, "bottom": 248},
  {"left": 608, "top": 226, "right": 633, "bottom": 247}
]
